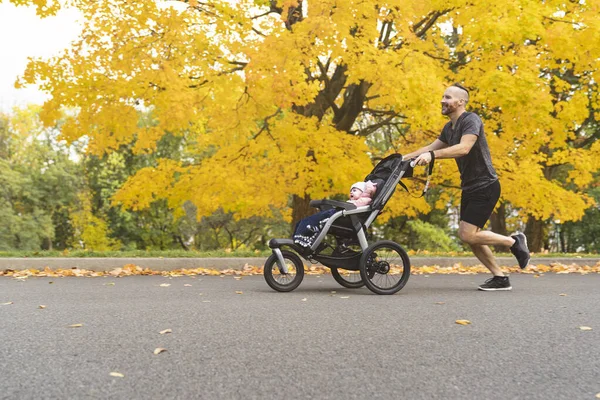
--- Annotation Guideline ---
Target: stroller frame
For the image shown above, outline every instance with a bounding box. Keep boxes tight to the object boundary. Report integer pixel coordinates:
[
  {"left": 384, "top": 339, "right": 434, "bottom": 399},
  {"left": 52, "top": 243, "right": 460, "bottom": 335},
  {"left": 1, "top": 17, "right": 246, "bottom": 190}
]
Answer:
[{"left": 265, "top": 155, "right": 415, "bottom": 295}]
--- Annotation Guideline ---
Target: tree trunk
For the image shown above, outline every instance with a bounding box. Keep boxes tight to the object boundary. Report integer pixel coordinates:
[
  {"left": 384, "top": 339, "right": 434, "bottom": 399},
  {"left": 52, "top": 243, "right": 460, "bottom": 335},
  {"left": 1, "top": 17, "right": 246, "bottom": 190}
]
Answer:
[
  {"left": 291, "top": 194, "right": 313, "bottom": 234},
  {"left": 524, "top": 216, "right": 546, "bottom": 253},
  {"left": 490, "top": 203, "right": 509, "bottom": 252}
]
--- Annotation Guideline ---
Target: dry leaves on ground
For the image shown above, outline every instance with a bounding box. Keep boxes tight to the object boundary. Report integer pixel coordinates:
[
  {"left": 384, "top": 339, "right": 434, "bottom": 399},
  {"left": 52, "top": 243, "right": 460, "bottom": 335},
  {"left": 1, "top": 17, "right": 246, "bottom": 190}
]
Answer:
[
  {"left": 159, "top": 329, "right": 172, "bottom": 335},
  {"left": 153, "top": 348, "right": 167, "bottom": 355},
  {"left": 1, "top": 261, "right": 599, "bottom": 279},
  {"left": 109, "top": 372, "right": 124, "bottom": 378},
  {"left": 455, "top": 320, "right": 472, "bottom": 325}
]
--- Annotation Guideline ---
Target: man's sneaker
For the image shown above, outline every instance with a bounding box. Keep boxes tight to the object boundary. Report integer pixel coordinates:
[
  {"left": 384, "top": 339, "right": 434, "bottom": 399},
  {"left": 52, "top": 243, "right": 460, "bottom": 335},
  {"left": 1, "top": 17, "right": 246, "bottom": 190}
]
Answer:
[
  {"left": 510, "top": 232, "right": 530, "bottom": 269},
  {"left": 478, "top": 276, "right": 512, "bottom": 291}
]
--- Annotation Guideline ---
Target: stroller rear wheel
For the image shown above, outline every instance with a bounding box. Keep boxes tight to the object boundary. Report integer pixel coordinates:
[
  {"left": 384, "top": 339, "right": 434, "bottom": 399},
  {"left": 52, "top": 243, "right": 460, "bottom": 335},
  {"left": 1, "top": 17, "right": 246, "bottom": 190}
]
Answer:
[
  {"left": 331, "top": 268, "right": 364, "bottom": 288},
  {"left": 264, "top": 250, "right": 305, "bottom": 292},
  {"left": 359, "top": 240, "right": 410, "bottom": 295}
]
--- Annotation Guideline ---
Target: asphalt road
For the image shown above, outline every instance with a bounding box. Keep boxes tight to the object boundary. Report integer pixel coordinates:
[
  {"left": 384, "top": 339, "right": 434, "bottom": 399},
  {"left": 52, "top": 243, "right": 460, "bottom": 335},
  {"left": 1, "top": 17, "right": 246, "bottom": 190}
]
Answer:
[{"left": 1, "top": 273, "right": 599, "bottom": 400}]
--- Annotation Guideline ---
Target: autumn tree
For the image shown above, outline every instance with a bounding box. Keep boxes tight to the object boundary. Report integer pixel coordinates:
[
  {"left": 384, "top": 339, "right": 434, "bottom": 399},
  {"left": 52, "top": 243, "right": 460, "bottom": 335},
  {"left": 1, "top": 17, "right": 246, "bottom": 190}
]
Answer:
[{"left": 14, "top": 0, "right": 600, "bottom": 248}]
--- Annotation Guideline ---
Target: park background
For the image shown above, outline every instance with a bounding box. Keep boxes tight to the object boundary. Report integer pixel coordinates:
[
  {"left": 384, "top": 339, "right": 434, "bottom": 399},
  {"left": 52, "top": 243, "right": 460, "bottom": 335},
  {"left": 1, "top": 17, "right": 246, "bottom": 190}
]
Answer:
[{"left": 0, "top": 0, "right": 599, "bottom": 257}]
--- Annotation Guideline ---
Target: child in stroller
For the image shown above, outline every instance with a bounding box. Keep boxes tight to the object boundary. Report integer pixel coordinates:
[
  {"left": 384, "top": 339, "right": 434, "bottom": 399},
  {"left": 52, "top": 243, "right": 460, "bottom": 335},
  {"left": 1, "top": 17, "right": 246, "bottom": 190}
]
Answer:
[{"left": 292, "top": 180, "right": 378, "bottom": 248}]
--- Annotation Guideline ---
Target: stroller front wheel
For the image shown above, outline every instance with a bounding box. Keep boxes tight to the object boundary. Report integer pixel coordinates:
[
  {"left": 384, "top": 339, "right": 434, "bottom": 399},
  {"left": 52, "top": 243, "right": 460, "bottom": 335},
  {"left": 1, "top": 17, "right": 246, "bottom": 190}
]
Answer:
[
  {"left": 264, "top": 250, "right": 305, "bottom": 292},
  {"left": 359, "top": 240, "right": 411, "bottom": 295}
]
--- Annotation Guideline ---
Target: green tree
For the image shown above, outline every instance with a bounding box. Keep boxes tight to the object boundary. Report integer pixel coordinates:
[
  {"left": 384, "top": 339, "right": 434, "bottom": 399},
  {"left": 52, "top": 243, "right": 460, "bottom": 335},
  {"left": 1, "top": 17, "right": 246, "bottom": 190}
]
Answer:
[{"left": 0, "top": 107, "right": 82, "bottom": 250}]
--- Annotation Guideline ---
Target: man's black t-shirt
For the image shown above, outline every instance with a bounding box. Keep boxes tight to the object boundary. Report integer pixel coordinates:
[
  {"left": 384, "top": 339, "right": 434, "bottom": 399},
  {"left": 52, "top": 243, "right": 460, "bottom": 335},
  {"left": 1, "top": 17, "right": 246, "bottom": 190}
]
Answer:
[{"left": 438, "top": 112, "right": 498, "bottom": 192}]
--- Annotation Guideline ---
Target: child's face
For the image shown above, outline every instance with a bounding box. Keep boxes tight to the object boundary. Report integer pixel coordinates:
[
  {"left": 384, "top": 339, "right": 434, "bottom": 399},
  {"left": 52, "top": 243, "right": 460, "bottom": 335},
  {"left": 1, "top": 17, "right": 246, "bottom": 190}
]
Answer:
[{"left": 350, "top": 187, "right": 363, "bottom": 200}]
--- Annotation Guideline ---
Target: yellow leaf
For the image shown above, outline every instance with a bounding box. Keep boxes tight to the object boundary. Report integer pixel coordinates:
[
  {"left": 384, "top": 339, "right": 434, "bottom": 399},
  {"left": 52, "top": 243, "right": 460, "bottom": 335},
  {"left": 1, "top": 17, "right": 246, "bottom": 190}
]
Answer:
[
  {"left": 559, "top": 293, "right": 567, "bottom": 296},
  {"left": 184, "top": 284, "right": 192, "bottom": 287},
  {"left": 1, "top": 302, "right": 13, "bottom": 306},
  {"left": 68, "top": 323, "right": 84, "bottom": 328},
  {"left": 455, "top": 320, "right": 471, "bottom": 325},
  {"left": 301, "top": 298, "right": 307, "bottom": 301},
  {"left": 579, "top": 326, "right": 592, "bottom": 331},
  {"left": 153, "top": 348, "right": 167, "bottom": 355},
  {"left": 38, "top": 305, "right": 46, "bottom": 309},
  {"left": 109, "top": 372, "right": 124, "bottom": 378},
  {"left": 235, "top": 291, "right": 243, "bottom": 294},
  {"left": 159, "top": 329, "right": 172, "bottom": 335},
  {"left": 159, "top": 283, "right": 171, "bottom": 287},
  {"left": 340, "top": 296, "right": 350, "bottom": 299}
]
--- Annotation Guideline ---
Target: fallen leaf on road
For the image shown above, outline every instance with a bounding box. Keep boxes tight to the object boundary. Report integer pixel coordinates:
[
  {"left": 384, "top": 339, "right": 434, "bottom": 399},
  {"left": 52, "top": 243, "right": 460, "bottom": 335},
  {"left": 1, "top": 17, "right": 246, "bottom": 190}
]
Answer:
[
  {"left": 233, "top": 276, "right": 242, "bottom": 280},
  {"left": 330, "top": 291, "right": 337, "bottom": 294},
  {"left": 235, "top": 291, "right": 243, "bottom": 294},
  {"left": 103, "top": 282, "right": 115, "bottom": 286},
  {"left": 68, "top": 323, "right": 83, "bottom": 328},
  {"left": 153, "top": 348, "right": 167, "bottom": 355},
  {"left": 340, "top": 296, "right": 350, "bottom": 299},
  {"left": 301, "top": 298, "right": 307, "bottom": 301},
  {"left": 579, "top": 326, "right": 593, "bottom": 331},
  {"left": 184, "top": 284, "right": 192, "bottom": 287},
  {"left": 455, "top": 320, "right": 471, "bottom": 325},
  {"left": 559, "top": 293, "right": 567, "bottom": 296},
  {"left": 109, "top": 372, "right": 124, "bottom": 378},
  {"left": 38, "top": 305, "right": 46, "bottom": 309},
  {"left": 435, "top": 302, "right": 445, "bottom": 305},
  {"left": 159, "top": 283, "right": 171, "bottom": 287},
  {"left": 595, "top": 393, "right": 600, "bottom": 399},
  {"left": 159, "top": 329, "right": 172, "bottom": 335},
  {"left": 202, "top": 300, "right": 211, "bottom": 303},
  {"left": 1, "top": 302, "right": 13, "bottom": 305}
]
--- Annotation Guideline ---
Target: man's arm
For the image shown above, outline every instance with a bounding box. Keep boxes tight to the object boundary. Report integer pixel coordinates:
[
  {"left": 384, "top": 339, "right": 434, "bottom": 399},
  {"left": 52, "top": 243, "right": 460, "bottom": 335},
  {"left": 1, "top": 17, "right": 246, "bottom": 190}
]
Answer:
[
  {"left": 403, "top": 139, "right": 448, "bottom": 160},
  {"left": 414, "top": 134, "right": 477, "bottom": 165}
]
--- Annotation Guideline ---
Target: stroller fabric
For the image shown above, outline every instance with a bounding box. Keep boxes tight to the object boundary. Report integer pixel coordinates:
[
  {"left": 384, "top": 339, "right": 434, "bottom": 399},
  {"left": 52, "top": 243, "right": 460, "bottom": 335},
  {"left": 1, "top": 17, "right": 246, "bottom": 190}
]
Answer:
[{"left": 293, "top": 209, "right": 336, "bottom": 248}]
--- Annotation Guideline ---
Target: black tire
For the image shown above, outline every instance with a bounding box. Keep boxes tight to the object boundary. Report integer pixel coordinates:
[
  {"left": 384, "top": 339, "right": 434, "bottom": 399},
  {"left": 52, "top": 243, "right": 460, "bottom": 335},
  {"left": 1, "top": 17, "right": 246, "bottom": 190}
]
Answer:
[
  {"left": 331, "top": 268, "right": 365, "bottom": 288},
  {"left": 263, "top": 250, "right": 305, "bottom": 292},
  {"left": 359, "top": 240, "right": 411, "bottom": 295}
]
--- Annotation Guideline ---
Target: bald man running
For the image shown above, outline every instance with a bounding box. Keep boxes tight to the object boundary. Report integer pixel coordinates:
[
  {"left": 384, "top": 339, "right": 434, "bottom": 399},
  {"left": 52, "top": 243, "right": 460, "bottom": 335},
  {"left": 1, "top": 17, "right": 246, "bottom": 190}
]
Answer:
[{"left": 403, "top": 83, "right": 530, "bottom": 291}]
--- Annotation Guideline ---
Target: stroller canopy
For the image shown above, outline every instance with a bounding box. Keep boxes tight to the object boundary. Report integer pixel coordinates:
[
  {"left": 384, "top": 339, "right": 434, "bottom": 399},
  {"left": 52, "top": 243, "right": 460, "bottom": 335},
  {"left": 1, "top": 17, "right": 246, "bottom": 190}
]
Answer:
[{"left": 364, "top": 154, "right": 413, "bottom": 210}]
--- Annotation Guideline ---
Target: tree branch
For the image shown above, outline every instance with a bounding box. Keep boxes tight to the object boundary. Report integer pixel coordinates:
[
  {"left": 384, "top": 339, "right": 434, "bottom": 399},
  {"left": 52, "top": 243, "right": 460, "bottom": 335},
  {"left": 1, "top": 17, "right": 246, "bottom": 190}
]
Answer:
[{"left": 413, "top": 9, "right": 453, "bottom": 38}]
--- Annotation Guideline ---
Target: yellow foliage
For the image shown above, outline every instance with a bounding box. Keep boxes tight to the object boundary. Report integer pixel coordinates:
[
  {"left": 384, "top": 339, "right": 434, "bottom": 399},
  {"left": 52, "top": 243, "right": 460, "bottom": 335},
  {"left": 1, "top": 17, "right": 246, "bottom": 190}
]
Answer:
[
  {"left": 71, "top": 192, "right": 121, "bottom": 251},
  {"left": 11, "top": 0, "right": 600, "bottom": 223}
]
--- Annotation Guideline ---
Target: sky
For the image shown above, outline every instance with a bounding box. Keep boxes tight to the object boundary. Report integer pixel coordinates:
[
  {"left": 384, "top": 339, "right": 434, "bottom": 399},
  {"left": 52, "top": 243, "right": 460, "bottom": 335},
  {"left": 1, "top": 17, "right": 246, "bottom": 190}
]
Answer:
[{"left": 0, "top": 2, "right": 81, "bottom": 112}]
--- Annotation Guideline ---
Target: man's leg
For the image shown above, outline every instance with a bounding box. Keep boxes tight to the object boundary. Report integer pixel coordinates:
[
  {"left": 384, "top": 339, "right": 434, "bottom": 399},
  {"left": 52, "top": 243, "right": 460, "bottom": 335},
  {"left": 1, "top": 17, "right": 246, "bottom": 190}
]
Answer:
[
  {"left": 470, "top": 244, "right": 503, "bottom": 276},
  {"left": 459, "top": 221, "right": 514, "bottom": 290},
  {"left": 459, "top": 221, "right": 511, "bottom": 276}
]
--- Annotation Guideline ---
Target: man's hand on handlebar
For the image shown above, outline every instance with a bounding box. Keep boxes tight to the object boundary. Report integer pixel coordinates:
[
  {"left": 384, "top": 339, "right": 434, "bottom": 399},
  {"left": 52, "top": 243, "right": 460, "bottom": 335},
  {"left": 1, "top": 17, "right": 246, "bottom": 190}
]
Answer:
[{"left": 412, "top": 151, "right": 433, "bottom": 166}]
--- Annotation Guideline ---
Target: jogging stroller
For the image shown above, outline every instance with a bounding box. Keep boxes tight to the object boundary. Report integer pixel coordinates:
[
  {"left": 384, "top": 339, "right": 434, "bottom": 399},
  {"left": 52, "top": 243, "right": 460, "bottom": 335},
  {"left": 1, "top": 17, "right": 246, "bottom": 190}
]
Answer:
[{"left": 264, "top": 154, "right": 420, "bottom": 295}]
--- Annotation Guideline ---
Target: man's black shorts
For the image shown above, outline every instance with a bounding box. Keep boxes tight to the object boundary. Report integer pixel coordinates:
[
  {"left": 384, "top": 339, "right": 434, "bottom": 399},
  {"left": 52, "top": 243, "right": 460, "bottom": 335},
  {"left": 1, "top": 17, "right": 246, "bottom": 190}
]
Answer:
[{"left": 460, "top": 180, "right": 500, "bottom": 229}]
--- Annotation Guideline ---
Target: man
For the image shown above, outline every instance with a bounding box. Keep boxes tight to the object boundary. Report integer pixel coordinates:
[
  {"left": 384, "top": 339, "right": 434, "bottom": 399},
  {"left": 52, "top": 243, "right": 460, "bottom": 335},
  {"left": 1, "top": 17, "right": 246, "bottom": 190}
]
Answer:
[{"left": 403, "top": 83, "right": 530, "bottom": 291}]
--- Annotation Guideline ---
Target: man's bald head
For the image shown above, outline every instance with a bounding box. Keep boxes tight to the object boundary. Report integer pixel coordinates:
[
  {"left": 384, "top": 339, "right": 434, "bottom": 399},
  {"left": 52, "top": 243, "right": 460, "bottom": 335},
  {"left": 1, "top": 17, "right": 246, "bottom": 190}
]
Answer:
[{"left": 449, "top": 83, "right": 469, "bottom": 104}]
